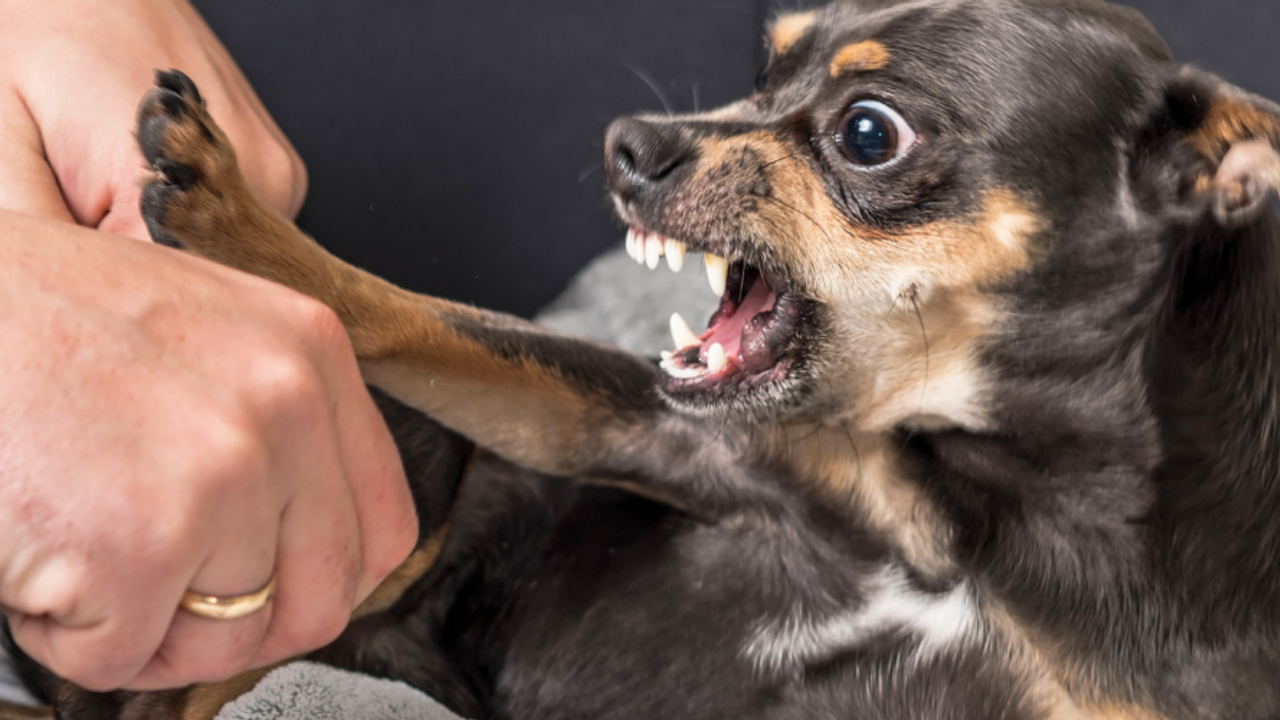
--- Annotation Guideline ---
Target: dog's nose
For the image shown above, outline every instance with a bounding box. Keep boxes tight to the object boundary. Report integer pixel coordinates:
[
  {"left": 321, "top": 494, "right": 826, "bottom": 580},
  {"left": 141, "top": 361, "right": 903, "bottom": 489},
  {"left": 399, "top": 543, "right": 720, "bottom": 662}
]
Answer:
[{"left": 605, "top": 118, "right": 691, "bottom": 200}]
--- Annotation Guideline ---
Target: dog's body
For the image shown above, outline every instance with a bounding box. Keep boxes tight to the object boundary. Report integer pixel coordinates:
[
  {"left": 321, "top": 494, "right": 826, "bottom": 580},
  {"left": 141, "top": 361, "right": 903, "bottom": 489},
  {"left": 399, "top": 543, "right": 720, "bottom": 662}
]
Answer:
[{"left": 10, "top": 0, "right": 1280, "bottom": 718}]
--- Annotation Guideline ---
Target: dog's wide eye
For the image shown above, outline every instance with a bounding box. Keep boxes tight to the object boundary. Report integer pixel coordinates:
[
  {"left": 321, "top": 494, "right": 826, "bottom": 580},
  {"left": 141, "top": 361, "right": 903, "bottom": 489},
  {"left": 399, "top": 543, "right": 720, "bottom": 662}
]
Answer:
[
  {"left": 754, "top": 65, "right": 770, "bottom": 92},
  {"left": 836, "top": 100, "right": 916, "bottom": 166}
]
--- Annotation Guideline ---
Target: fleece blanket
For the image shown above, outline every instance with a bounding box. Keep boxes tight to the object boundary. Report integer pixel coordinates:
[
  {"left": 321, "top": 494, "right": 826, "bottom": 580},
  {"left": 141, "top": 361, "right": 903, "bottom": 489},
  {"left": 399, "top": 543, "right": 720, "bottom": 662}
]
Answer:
[{"left": 1, "top": 247, "right": 712, "bottom": 718}]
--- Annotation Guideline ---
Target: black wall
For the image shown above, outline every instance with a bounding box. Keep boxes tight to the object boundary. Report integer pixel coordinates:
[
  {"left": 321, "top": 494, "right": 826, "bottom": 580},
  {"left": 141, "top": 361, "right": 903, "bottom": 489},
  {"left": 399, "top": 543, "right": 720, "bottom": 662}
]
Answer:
[{"left": 193, "top": 0, "right": 1279, "bottom": 317}]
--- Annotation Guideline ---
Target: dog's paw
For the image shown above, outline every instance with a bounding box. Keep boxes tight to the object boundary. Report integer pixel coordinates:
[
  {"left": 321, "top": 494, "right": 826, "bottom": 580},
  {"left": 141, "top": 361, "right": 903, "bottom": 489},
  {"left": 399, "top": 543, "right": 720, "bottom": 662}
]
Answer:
[{"left": 136, "top": 69, "right": 241, "bottom": 251}]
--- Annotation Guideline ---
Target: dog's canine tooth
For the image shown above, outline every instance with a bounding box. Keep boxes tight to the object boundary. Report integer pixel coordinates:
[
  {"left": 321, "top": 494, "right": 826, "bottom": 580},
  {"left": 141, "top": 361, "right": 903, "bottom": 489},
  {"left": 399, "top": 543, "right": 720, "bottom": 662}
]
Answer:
[
  {"left": 707, "top": 343, "right": 729, "bottom": 373},
  {"left": 705, "top": 254, "right": 729, "bottom": 297},
  {"left": 625, "top": 228, "right": 638, "bottom": 261},
  {"left": 670, "top": 312, "right": 703, "bottom": 350},
  {"left": 661, "top": 351, "right": 674, "bottom": 362},
  {"left": 645, "top": 235, "right": 664, "bottom": 269},
  {"left": 665, "top": 239, "right": 686, "bottom": 272}
]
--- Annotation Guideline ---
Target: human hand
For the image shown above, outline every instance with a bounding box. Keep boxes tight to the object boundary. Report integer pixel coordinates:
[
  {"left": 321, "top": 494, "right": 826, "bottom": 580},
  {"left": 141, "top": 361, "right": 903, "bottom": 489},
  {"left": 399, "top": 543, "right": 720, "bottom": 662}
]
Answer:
[
  {"left": 0, "top": 0, "right": 417, "bottom": 693},
  {"left": 0, "top": 213, "right": 418, "bottom": 692},
  {"left": 0, "top": 0, "right": 306, "bottom": 237}
]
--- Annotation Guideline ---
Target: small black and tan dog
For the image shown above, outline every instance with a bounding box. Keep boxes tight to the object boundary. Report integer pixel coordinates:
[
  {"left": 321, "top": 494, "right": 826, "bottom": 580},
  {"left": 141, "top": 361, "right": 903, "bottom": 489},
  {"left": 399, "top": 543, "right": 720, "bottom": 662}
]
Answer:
[{"left": 9, "top": 0, "right": 1280, "bottom": 718}]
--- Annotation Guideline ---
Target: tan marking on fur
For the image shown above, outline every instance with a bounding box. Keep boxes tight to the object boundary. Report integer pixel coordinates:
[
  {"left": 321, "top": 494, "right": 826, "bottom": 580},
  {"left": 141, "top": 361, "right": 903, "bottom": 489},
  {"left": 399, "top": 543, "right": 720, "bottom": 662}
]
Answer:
[
  {"left": 769, "top": 11, "right": 818, "bottom": 55},
  {"left": 690, "top": 132, "right": 1036, "bottom": 432},
  {"left": 179, "top": 663, "right": 283, "bottom": 720},
  {"left": 1188, "top": 97, "right": 1280, "bottom": 161},
  {"left": 978, "top": 599, "right": 1174, "bottom": 720},
  {"left": 363, "top": 352, "right": 633, "bottom": 478},
  {"left": 0, "top": 702, "right": 52, "bottom": 720},
  {"left": 774, "top": 427, "right": 957, "bottom": 580},
  {"left": 830, "top": 40, "right": 890, "bottom": 77},
  {"left": 353, "top": 524, "right": 450, "bottom": 618},
  {"left": 692, "top": 133, "right": 1036, "bottom": 292}
]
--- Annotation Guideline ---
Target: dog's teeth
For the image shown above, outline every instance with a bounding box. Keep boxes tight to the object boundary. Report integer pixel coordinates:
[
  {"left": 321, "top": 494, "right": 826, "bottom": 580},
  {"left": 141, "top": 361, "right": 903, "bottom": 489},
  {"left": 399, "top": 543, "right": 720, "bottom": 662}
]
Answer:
[
  {"left": 661, "top": 351, "right": 674, "bottom": 362},
  {"left": 665, "top": 239, "right": 686, "bottom": 272},
  {"left": 705, "top": 254, "right": 729, "bottom": 297},
  {"left": 665, "top": 365, "right": 707, "bottom": 380},
  {"left": 625, "top": 228, "right": 638, "bottom": 261},
  {"left": 630, "top": 231, "right": 647, "bottom": 264},
  {"left": 707, "top": 343, "right": 729, "bottom": 373},
  {"left": 670, "top": 312, "right": 703, "bottom": 350},
  {"left": 645, "top": 236, "right": 664, "bottom": 270}
]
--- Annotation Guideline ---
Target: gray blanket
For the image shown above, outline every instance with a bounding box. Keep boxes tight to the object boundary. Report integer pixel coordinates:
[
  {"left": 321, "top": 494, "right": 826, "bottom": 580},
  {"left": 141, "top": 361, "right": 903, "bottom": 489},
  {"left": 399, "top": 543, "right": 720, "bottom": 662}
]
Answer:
[
  {"left": 2, "top": 247, "right": 712, "bottom": 719},
  {"left": 215, "top": 663, "right": 460, "bottom": 720}
]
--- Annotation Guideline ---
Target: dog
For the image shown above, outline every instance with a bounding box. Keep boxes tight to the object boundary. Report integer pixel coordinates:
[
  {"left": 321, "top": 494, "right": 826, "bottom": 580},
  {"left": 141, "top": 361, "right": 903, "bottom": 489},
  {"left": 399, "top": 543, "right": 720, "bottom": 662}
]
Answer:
[{"left": 7, "top": 0, "right": 1280, "bottom": 717}]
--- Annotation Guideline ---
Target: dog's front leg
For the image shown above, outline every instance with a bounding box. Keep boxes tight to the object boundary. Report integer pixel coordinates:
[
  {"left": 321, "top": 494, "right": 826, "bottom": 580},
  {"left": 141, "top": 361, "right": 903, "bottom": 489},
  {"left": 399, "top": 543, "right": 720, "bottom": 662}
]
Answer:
[{"left": 133, "top": 70, "right": 733, "bottom": 486}]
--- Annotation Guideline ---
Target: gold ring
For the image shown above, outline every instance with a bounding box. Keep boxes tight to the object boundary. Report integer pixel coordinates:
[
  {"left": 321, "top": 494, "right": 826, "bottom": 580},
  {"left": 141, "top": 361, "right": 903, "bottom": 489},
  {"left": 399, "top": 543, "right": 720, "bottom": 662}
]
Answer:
[{"left": 180, "top": 575, "right": 277, "bottom": 621}]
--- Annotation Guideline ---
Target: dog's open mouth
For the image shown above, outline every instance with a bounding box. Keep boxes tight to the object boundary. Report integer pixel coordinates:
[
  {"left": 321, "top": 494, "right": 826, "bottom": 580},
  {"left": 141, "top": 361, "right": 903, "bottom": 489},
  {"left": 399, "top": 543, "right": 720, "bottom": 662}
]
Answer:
[{"left": 624, "top": 227, "right": 807, "bottom": 403}]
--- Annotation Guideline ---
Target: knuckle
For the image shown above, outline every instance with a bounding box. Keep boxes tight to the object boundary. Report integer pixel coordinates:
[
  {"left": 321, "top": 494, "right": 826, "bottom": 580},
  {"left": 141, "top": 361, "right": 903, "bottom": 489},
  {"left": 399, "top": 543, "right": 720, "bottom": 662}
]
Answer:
[
  {"left": 165, "top": 414, "right": 271, "bottom": 517},
  {"left": 293, "top": 297, "right": 350, "bottom": 353},
  {"left": 247, "top": 347, "right": 327, "bottom": 419},
  {"left": 197, "top": 414, "right": 269, "bottom": 485}
]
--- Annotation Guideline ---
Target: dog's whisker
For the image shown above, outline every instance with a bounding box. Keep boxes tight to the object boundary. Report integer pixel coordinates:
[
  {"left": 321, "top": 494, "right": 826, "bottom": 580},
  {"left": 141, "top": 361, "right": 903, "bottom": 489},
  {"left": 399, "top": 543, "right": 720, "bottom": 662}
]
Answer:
[
  {"left": 621, "top": 62, "right": 675, "bottom": 115},
  {"left": 760, "top": 152, "right": 801, "bottom": 170},
  {"left": 903, "top": 284, "right": 930, "bottom": 418},
  {"left": 757, "top": 193, "right": 860, "bottom": 243},
  {"left": 842, "top": 422, "right": 864, "bottom": 507},
  {"left": 578, "top": 163, "right": 604, "bottom": 184}
]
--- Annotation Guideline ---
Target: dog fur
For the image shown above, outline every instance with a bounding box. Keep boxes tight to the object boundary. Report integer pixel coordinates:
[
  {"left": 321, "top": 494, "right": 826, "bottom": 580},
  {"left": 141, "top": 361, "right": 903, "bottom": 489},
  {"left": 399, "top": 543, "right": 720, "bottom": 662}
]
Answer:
[{"left": 9, "top": 0, "right": 1280, "bottom": 717}]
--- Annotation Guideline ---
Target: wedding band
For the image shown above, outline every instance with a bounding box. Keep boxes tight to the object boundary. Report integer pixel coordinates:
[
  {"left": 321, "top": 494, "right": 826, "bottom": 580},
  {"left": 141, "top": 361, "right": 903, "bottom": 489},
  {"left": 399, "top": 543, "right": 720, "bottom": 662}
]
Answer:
[{"left": 180, "top": 575, "right": 277, "bottom": 621}]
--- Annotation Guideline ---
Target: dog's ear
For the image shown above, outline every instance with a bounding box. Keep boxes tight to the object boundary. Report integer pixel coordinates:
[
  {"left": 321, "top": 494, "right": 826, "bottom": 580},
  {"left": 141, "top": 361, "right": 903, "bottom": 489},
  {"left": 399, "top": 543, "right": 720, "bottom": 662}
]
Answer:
[{"left": 1164, "top": 67, "right": 1280, "bottom": 226}]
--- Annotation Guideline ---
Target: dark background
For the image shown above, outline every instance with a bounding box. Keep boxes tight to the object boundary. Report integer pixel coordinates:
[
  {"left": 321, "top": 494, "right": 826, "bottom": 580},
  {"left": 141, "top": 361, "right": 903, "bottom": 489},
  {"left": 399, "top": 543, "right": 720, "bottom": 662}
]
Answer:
[{"left": 192, "top": 0, "right": 1279, "bottom": 318}]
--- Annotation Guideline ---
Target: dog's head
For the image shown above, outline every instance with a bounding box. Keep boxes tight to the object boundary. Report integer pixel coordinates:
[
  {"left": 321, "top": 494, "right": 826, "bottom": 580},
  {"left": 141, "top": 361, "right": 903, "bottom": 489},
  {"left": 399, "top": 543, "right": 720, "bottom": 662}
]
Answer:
[{"left": 605, "top": 0, "right": 1280, "bottom": 431}]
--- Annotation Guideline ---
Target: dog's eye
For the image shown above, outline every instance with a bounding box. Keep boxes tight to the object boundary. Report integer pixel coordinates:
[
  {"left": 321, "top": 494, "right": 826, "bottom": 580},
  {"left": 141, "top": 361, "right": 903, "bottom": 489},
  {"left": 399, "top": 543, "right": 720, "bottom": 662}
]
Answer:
[
  {"left": 754, "top": 65, "right": 770, "bottom": 92},
  {"left": 836, "top": 100, "right": 916, "bottom": 166}
]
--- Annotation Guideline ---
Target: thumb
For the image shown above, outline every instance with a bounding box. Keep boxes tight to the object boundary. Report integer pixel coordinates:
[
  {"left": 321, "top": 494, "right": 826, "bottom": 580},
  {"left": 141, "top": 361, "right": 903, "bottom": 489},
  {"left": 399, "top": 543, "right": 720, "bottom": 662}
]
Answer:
[{"left": 97, "top": 182, "right": 151, "bottom": 242}]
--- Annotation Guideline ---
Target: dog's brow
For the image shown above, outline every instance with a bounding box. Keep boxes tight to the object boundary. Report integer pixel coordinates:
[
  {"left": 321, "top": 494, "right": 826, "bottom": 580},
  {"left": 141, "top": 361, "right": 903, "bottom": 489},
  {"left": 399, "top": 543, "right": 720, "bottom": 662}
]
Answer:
[
  {"left": 769, "top": 10, "right": 819, "bottom": 55},
  {"left": 830, "top": 40, "right": 890, "bottom": 77}
]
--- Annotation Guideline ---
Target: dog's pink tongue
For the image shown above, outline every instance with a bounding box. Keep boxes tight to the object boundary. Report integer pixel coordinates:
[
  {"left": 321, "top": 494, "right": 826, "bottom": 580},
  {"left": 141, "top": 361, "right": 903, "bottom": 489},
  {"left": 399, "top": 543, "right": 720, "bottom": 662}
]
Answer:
[{"left": 700, "top": 280, "right": 777, "bottom": 364}]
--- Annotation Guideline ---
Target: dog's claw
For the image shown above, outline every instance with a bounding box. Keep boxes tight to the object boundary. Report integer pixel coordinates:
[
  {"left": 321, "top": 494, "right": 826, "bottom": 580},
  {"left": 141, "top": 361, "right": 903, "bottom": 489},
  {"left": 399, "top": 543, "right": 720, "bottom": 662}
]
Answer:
[{"left": 154, "top": 68, "right": 204, "bottom": 106}]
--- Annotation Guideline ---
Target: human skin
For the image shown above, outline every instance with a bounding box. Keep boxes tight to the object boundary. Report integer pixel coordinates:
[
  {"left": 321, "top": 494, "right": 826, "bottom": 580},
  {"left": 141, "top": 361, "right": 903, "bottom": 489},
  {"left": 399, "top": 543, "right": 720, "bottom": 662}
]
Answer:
[{"left": 0, "top": 0, "right": 418, "bottom": 693}]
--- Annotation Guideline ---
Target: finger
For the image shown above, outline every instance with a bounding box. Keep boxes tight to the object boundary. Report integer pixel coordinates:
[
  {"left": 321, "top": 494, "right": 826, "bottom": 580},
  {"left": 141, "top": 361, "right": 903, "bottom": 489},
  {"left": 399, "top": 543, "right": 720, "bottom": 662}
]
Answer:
[
  {"left": 294, "top": 308, "right": 417, "bottom": 604},
  {"left": 6, "top": 560, "right": 181, "bottom": 691},
  {"left": 0, "top": 86, "right": 78, "bottom": 223},
  {"left": 329, "top": 357, "right": 418, "bottom": 603},
  {"left": 96, "top": 182, "right": 149, "bottom": 241},
  {"left": 125, "top": 497, "right": 280, "bottom": 689},
  {"left": 249, "top": 430, "right": 364, "bottom": 666}
]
